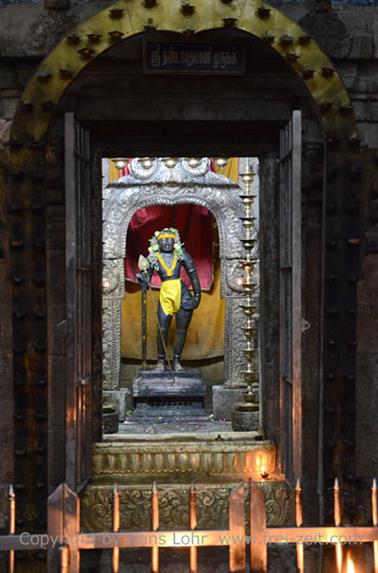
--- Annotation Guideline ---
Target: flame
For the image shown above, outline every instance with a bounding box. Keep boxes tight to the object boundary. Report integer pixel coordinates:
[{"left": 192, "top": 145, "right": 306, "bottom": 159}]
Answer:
[
  {"left": 255, "top": 450, "right": 275, "bottom": 478},
  {"left": 346, "top": 554, "right": 356, "bottom": 573},
  {"left": 259, "top": 464, "right": 268, "bottom": 478}
]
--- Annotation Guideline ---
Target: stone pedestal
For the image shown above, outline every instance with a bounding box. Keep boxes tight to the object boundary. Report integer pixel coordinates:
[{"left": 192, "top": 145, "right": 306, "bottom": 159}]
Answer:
[
  {"left": 212, "top": 385, "right": 247, "bottom": 421},
  {"left": 132, "top": 368, "right": 207, "bottom": 418},
  {"left": 133, "top": 368, "right": 206, "bottom": 398}
]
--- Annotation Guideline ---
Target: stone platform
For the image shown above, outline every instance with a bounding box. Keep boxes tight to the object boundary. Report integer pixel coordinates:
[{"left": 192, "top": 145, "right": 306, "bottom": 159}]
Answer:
[
  {"left": 93, "top": 431, "right": 276, "bottom": 484},
  {"left": 83, "top": 430, "right": 292, "bottom": 534},
  {"left": 81, "top": 478, "right": 294, "bottom": 533}
]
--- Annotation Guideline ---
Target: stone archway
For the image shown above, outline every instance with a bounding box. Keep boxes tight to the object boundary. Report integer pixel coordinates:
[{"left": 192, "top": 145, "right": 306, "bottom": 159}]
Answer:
[
  {"left": 102, "top": 157, "right": 251, "bottom": 418},
  {"left": 9, "top": 0, "right": 357, "bottom": 144}
]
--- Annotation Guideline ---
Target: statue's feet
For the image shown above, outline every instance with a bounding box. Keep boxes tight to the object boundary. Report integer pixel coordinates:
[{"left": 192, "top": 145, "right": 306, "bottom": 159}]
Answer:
[
  {"left": 172, "top": 356, "right": 184, "bottom": 371},
  {"left": 156, "top": 358, "right": 165, "bottom": 371}
]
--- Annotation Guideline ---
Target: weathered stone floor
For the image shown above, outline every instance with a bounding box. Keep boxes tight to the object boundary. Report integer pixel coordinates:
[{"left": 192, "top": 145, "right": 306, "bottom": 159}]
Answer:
[{"left": 115, "top": 415, "right": 233, "bottom": 435}]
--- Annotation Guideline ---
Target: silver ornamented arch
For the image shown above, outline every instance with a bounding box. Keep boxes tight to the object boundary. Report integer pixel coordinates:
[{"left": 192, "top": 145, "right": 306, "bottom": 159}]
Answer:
[{"left": 102, "top": 158, "right": 254, "bottom": 416}]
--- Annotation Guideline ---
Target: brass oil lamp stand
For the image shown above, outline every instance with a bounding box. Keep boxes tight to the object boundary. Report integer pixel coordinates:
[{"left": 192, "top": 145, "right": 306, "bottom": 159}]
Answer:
[{"left": 232, "top": 163, "right": 260, "bottom": 431}]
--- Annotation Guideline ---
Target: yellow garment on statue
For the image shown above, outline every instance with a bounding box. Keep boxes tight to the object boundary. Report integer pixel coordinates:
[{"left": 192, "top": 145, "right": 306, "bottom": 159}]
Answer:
[{"left": 160, "top": 279, "right": 181, "bottom": 316}]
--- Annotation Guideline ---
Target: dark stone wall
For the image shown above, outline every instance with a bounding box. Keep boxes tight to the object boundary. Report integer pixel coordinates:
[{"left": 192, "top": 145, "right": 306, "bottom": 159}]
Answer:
[
  {"left": 45, "top": 123, "right": 67, "bottom": 491},
  {"left": 0, "top": 153, "right": 13, "bottom": 529}
]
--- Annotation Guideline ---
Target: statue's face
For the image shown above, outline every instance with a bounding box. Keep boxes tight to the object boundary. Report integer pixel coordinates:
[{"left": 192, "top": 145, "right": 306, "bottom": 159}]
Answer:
[{"left": 158, "top": 237, "right": 174, "bottom": 253}]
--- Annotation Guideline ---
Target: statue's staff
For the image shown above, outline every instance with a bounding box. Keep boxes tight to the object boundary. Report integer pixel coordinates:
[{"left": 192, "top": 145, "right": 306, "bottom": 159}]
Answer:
[
  {"left": 137, "top": 255, "right": 175, "bottom": 382},
  {"left": 138, "top": 255, "right": 148, "bottom": 367}
]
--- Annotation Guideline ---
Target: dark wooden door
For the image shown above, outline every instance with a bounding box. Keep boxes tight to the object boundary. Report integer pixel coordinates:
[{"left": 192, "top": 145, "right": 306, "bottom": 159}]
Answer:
[
  {"left": 65, "top": 113, "right": 93, "bottom": 490},
  {"left": 279, "top": 110, "right": 302, "bottom": 483}
]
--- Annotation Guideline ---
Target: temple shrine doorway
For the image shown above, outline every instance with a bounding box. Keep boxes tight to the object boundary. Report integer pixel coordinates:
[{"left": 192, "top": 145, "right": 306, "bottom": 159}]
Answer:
[{"left": 4, "top": 0, "right": 362, "bottom": 551}]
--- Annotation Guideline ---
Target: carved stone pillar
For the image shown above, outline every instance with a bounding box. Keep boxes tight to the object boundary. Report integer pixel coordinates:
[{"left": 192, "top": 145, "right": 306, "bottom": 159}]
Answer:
[
  {"left": 102, "top": 259, "right": 131, "bottom": 420},
  {"left": 213, "top": 259, "right": 250, "bottom": 421},
  {"left": 102, "top": 297, "right": 122, "bottom": 391},
  {"left": 212, "top": 296, "right": 248, "bottom": 420},
  {"left": 224, "top": 298, "right": 244, "bottom": 386}
]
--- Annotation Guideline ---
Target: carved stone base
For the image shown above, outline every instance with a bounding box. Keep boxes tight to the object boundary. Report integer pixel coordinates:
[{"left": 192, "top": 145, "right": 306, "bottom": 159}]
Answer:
[
  {"left": 92, "top": 435, "right": 276, "bottom": 483},
  {"left": 212, "top": 385, "right": 247, "bottom": 421},
  {"left": 80, "top": 480, "right": 294, "bottom": 532}
]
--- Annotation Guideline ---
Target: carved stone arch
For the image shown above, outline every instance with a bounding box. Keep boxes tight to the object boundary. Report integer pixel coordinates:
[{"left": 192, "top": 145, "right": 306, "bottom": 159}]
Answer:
[
  {"left": 103, "top": 187, "right": 243, "bottom": 262},
  {"left": 9, "top": 0, "right": 357, "bottom": 145},
  {"left": 102, "top": 158, "right": 250, "bottom": 399}
]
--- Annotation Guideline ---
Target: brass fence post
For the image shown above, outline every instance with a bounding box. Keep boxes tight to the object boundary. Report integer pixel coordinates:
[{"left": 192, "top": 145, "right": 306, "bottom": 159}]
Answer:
[
  {"left": 372, "top": 478, "right": 378, "bottom": 573},
  {"left": 229, "top": 482, "right": 246, "bottom": 572},
  {"left": 112, "top": 485, "right": 120, "bottom": 573},
  {"left": 295, "top": 479, "right": 304, "bottom": 573},
  {"left": 60, "top": 545, "right": 70, "bottom": 573},
  {"left": 8, "top": 485, "right": 15, "bottom": 573},
  {"left": 48, "top": 484, "right": 80, "bottom": 572},
  {"left": 334, "top": 478, "right": 343, "bottom": 573},
  {"left": 151, "top": 481, "right": 159, "bottom": 573},
  {"left": 249, "top": 480, "right": 267, "bottom": 573},
  {"left": 189, "top": 483, "right": 198, "bottom": 573}
]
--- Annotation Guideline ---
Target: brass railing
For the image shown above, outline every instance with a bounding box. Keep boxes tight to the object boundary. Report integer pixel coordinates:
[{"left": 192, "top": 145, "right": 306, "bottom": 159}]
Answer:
[
  {"left": 0, "top": 481, "right": 246, "bottom": 573},
  {"left": 1, "top": 479, "right": 378, "bottom": 572}
]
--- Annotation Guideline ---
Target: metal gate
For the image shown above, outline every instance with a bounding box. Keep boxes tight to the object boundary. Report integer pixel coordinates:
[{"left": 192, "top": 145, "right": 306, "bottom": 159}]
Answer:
[{"left": 3, "top": 479, "right": 378, "bottom": 573}]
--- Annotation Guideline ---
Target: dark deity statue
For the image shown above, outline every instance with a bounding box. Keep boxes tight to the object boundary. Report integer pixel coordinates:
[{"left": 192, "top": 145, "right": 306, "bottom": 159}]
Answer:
[{"left": 137, "top": 228, "right": 201, "bottom": 371}]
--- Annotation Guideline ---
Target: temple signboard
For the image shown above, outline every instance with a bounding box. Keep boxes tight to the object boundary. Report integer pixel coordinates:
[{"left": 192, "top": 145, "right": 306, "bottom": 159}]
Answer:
[{"left": 143, "top": 41, "right": 245, "bottom": 75}]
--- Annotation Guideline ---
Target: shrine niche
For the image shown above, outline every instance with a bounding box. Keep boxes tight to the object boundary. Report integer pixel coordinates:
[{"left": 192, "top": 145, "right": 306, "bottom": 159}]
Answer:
[{"left": 102, "top": 157, "right": 254, "bottom": 420}]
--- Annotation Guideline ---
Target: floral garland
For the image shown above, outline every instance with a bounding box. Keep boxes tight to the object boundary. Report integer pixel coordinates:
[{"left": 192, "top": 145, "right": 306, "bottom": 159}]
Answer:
[{"left": 147, "top": 227, "right": 185, "bottom": 270}]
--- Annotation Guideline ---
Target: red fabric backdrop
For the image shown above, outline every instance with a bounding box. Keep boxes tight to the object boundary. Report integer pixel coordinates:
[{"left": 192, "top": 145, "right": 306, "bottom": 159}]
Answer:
[{"left": 125, "top": 205, "right": 214, "bottom": 290}]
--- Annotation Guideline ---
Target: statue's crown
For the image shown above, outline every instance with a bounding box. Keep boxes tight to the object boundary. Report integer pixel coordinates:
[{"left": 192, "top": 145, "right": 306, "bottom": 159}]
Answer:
[{"left": 157, "top": 228, "right": 177, "bottom": 240}]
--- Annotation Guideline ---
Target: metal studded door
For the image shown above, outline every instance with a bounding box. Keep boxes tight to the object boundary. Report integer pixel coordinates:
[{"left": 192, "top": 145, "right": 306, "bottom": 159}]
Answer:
[
  {"left": 279, "top": 110, "right": 302, "bottom": 483},
  {"left": 65, "top": 113, "right": 92, "bottom": 490}
]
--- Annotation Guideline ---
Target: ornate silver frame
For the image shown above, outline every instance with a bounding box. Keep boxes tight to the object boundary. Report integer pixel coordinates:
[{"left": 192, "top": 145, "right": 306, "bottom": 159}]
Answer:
[{"left": 102, "top": 158, "right": 250, "bottom": 410}]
